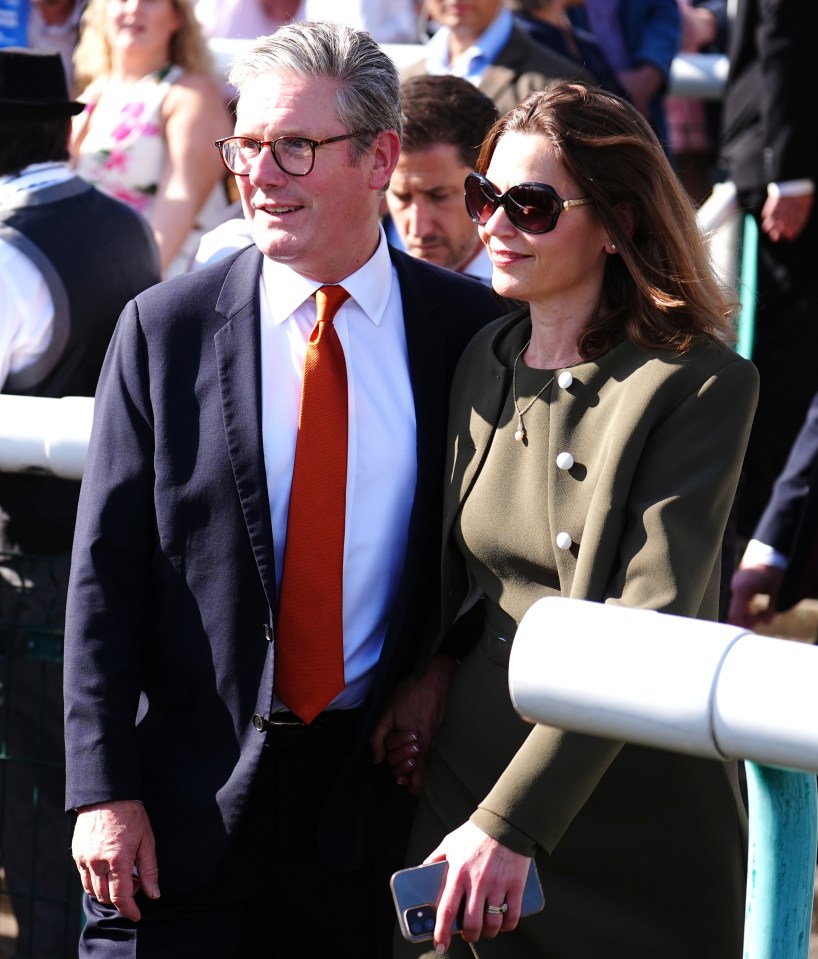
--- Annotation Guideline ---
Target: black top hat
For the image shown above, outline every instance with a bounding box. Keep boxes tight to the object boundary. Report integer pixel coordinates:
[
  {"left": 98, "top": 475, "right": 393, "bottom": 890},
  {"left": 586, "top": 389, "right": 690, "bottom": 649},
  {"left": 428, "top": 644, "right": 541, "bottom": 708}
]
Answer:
[{"left": 0, "top": 48, "right": 85, "bottom": 120}]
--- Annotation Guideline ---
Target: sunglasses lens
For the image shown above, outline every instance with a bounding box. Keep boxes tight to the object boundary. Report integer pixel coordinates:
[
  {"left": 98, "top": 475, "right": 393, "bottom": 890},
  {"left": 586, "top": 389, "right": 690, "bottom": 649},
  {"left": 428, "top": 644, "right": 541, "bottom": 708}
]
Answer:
[
  {"left": 506, "top": 184, "right": 560, "bottom": 233},
  {"left": 465, "top": 176, "right": 498, "bottom": 225}
]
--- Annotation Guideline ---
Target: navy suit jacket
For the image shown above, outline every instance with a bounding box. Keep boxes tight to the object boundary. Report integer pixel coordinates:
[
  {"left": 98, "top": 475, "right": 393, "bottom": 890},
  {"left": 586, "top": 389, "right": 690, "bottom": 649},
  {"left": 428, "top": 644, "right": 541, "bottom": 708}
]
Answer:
[
  {"left": 754, "top": 390, "right": 818, "bottom": 612},
  {"left": 63, "top": 243, "right": 503, "bottom": 890}
]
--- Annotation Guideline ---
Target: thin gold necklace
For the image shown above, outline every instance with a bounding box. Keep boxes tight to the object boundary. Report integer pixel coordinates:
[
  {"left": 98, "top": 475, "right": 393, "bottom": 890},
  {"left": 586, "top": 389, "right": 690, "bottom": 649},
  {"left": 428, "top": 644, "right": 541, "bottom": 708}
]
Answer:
[{"left": 512, "top": 339, "right": 554, "bottom": 443}]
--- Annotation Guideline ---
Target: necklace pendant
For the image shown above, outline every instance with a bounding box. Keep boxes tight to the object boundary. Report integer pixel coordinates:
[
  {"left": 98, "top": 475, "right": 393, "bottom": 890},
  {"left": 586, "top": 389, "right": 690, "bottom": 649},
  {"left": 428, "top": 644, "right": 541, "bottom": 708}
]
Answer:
[{"left": 514, "top": 425, "right": 526, "bottom": 443}]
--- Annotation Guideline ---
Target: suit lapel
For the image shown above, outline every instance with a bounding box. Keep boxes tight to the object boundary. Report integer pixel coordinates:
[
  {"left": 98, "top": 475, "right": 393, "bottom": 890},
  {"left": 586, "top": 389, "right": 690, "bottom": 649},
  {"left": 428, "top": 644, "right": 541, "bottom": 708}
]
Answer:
[
  {"left": 213, "top": 247, "right": 278, "bottom": 613},
  {"left": 477, "top": 26, "right": 527, "bottom": 104},
  {"left": 478, "top": 61, "right": 516, "bottom": 109},
  {"left": 393, "top": 251, "right": 449, "bottom": 485}
]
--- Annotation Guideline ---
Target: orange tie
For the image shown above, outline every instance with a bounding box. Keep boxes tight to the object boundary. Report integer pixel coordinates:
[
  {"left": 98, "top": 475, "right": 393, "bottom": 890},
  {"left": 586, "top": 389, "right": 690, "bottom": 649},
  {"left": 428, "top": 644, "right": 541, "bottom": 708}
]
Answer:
[{"left": 275, "top": 285, "right": 350, "bottom": 723}]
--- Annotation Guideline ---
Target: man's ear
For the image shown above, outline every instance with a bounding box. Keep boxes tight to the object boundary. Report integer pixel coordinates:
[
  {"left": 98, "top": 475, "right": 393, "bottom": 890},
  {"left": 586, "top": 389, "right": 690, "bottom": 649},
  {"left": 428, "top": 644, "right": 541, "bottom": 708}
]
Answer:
[{"left": 369, "top": 129, "right": 401, "bottom": 192}]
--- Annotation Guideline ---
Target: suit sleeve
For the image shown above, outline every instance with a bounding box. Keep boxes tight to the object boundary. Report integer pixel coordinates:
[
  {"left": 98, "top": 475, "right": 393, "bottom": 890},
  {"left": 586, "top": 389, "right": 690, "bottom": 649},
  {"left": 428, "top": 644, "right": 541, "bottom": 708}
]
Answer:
[
  {"left": 754, "top": 390, "right": 818, "bottom": 555},
  {"left": 758, "top": 0, "right": 817, "bottom": 182},
  {"left": 471, "top": 353, "right": 759, "bottom": 855},
  {"left": 63, "top": 299, "right": 157, "bottom": 810},
  {"left": 629, "top": 0, "right": 681, "bottom": 80}
]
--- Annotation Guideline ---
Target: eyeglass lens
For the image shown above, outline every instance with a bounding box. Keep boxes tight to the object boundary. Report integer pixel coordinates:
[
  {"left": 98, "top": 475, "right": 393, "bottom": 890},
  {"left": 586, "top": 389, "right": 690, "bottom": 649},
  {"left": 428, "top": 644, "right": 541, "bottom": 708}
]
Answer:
[
  {"left": 464, "top": 175, "right": 562, "bottom": 234},
  {"left": 221, "top": 136, "right": 317, "bottom": 176}
]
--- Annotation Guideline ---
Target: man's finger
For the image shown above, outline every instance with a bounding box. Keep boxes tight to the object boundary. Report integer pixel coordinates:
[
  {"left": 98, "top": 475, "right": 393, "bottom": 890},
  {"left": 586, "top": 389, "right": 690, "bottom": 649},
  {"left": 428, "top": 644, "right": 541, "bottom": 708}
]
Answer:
[
  {"left": 134, "top": 840, "right": 160, "bottom": 900},
  {"left": 108, "top": 867, "right": 141, "bottom": 922}
]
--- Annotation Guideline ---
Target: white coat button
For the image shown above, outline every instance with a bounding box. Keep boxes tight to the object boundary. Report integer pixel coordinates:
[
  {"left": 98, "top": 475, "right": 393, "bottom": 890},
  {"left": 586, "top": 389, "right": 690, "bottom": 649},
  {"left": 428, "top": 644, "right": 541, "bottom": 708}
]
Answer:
[
  {"left": 556, "top": 451, "right": 574, "bottom": 470},
  {"left": 556, "top": 531, "right": 572, "bottom": 550},
  {"left": 558, "top": 371, "right": 573, "bottom": 389}
]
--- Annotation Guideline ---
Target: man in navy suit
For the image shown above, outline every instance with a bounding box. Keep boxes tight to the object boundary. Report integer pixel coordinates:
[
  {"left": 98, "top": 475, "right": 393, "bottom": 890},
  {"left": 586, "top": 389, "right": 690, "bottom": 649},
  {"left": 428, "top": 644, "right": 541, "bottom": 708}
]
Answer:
[
  {"left": 62, "top": 21, "right": 502, "bottom": 958},
  {"left": 729, "top": 390, "right": 818, "bottom": 633}
]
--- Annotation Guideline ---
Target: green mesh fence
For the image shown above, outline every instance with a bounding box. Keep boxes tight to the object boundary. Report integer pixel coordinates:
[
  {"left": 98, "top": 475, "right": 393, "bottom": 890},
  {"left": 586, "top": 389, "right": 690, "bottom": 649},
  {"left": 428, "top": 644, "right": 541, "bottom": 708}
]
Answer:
[{"left": 0, "top": 551, "right": 82, "bottom": 959}]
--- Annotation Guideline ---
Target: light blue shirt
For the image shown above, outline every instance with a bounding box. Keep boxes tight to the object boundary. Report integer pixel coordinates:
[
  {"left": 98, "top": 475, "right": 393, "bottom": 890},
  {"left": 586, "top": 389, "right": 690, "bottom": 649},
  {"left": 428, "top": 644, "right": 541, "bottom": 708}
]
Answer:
[{"left": 424, "top": 8, "right": 514, "bottom": 84}]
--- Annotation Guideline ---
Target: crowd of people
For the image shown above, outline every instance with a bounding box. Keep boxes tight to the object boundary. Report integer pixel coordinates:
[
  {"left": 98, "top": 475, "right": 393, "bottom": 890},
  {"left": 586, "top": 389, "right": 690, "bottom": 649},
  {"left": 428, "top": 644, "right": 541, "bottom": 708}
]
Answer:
[{"left": 0, "top": 0, "right": 814, "bottom": 957}]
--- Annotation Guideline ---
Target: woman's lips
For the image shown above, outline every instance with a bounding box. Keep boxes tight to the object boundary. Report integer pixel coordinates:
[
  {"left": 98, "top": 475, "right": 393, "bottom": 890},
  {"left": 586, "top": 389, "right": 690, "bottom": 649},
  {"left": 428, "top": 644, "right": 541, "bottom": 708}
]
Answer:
[{"left": 489, "top": 248, "right": 528, "bottom": 266}]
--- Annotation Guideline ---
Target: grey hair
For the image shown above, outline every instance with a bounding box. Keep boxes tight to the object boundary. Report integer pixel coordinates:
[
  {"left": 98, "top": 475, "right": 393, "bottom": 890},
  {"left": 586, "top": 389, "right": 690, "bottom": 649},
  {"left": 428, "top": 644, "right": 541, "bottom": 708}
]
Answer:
[{"left": 228, "top": 20, "right": 402, "bottom": 160}]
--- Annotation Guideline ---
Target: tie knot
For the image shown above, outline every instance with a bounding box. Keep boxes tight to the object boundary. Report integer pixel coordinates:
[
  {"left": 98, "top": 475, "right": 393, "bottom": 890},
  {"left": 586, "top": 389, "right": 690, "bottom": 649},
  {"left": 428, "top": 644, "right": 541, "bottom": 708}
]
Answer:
[{"left": 315, "top": 285, "right": 350, "bottom": 325}]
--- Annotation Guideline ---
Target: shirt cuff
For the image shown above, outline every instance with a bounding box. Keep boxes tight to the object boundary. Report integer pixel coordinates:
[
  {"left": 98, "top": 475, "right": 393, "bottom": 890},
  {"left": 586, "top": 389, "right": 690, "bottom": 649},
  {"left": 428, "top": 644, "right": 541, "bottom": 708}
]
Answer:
[
  {"left": 741, "top": 539, "right": 789, "bottom": 570},
  {"left": 767, "top": 179, "right": 815, "bottom": 199}
]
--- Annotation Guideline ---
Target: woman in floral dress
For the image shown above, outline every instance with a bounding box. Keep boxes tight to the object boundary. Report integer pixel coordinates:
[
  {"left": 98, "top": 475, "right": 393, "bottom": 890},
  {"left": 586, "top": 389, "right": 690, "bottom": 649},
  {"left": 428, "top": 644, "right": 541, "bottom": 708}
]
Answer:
[{"left": 71, "top": 0, "right": 230, "bottom": 275}]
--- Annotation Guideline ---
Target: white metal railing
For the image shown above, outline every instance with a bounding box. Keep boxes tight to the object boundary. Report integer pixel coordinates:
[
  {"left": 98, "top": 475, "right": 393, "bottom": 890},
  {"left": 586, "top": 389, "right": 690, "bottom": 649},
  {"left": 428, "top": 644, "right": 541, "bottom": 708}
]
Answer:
[
  {"left": 509, "top": 598, "right": 818, "bottom": 959},
  {"left": 0, "top": 395, "right": 93, "bottom": 480}
]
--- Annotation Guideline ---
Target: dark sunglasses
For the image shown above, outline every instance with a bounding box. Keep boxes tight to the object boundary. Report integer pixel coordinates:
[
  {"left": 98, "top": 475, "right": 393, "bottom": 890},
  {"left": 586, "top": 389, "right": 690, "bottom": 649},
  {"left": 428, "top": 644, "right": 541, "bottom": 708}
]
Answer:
[{"left": 464, "top": 172, "right": 593, "bottom": 235}]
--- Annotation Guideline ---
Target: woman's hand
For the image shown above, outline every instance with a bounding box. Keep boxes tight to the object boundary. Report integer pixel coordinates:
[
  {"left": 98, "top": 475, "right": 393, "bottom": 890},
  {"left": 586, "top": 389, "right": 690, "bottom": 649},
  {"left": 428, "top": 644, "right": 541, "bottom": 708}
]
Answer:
[
  {"left": 425, "top": 821, "right": 532, "bottom": 953},
  {"left": 370, "top": 655, "right": 457, "bottom": 795}
]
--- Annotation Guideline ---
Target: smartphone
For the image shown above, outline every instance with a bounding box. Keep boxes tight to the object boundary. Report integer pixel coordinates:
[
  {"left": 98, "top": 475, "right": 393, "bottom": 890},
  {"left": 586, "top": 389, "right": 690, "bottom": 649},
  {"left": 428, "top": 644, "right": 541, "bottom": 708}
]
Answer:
[{"left": 390, "top": 858, "right": 544, "bottom": 943}]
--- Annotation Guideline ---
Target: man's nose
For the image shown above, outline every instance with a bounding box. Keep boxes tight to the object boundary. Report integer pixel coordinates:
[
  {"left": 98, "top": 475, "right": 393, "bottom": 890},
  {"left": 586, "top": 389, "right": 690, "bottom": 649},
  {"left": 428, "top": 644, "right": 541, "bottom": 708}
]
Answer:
[
  {"left": 248, "top": 143, "right": 289, "bottom": 189},
  {"left": 407, "top": 200, "right": 433, "bottom": 238}
]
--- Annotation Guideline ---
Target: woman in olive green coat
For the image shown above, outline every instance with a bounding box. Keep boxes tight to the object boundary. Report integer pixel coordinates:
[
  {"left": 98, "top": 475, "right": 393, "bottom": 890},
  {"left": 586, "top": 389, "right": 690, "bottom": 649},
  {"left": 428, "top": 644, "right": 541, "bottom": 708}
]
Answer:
[{"left": 373, "top": 81, "right": 758, "bottom": 959}]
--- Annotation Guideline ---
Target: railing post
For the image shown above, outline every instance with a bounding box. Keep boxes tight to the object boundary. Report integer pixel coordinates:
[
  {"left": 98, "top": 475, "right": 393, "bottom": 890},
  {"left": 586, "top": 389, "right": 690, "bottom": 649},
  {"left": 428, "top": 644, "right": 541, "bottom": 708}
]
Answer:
[{"left": 743, "top": 764, "right": 817, "bottom": 959}]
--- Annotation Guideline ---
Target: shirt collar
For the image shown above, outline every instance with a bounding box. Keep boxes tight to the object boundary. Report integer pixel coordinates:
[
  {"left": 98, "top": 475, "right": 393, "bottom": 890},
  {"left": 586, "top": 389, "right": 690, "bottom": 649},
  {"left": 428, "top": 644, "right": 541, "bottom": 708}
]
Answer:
[
  {"left": 461, "top": 242, "right": 493, "bottom": 284},
  {"left": 0, "top": 162, "right": 75, "bottom": 201},
  {"left": 261, "top": 224, "right": 394, "bottom": 327},
  {"left": 425, "top": 8, "right": 513, "bottom": 79}
]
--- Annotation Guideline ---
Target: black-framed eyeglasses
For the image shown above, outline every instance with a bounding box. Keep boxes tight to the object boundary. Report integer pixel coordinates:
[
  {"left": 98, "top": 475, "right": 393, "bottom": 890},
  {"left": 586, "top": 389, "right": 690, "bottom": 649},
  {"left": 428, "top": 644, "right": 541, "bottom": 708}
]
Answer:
[
  {"left": 464, "top": 172, "right": 593, "bottom": 235},
  {"left": 214, "top": 132, "right": 374, "bottom": 177}
]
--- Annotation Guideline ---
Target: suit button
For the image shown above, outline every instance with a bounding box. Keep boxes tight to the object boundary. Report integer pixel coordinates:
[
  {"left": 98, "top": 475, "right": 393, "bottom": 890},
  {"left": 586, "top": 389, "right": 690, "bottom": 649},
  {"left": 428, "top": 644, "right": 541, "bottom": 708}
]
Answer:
[
  {"left": 264, "top": 625, "right": 273, "bottom": 642},
  {"left": 253, "top": 714, "right": 268, "bottom": 732},
  {"left": 556, "top": 531, "right": 572, "bottom": 550},
  {"left": 556, "top": 451, "right": 574, "bottom": 470},
  {"left": 558, "top": 371, "right": 573, "bottom": 389}
]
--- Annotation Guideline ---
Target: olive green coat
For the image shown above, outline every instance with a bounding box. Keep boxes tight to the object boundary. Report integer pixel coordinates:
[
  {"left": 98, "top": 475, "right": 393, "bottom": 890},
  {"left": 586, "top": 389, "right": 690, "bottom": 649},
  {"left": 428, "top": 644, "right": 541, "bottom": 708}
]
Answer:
[{"left": 407, "top": 311, "right": 759, "bottom": 958}]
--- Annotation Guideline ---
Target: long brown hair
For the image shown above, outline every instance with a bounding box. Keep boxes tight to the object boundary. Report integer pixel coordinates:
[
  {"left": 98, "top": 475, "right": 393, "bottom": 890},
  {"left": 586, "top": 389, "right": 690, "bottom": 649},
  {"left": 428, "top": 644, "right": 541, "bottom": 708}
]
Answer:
[{"left": 478, "top": 82, "right": 736, "bottom": 356}]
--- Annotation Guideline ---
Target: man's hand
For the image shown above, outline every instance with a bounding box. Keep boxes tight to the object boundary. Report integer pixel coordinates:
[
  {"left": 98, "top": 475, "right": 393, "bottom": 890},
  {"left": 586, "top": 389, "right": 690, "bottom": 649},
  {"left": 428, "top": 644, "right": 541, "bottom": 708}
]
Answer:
[
  {"left": 761, "top": 192, "right": 814, "bottom": 243},
  {"left": 370, "top": 655, "right": 457, "bottom": 795},
  {"left": 727, "top": 563, "right": 785, "bottom": 629},
  {"left": 425, "top": 821, "right": 532, "bottom": 953},
  {"left": 72, "top": 800, "right": 160, "bottom": 922}
]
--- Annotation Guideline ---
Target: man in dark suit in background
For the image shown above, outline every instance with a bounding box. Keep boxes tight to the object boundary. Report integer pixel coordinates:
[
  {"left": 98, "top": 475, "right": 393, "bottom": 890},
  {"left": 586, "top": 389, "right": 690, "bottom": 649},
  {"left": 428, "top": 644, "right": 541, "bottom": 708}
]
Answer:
[
  {"left": 719, "top": 0, "right": 818, "bottom": 540},
  {"left": 0, "top": 48, "right": 160, "bottom": 958},
  {"left": 384, "top": 75, "right": 498, "bottom": 283},
  {"left": 728, "top": 390, "right": 818, "bottom": 634},
  {"left": 63, "top": 21, "right": 502, "bottom": 959},
  {"left": 403, "top": 0, "right": 595, "bottom": 116}
]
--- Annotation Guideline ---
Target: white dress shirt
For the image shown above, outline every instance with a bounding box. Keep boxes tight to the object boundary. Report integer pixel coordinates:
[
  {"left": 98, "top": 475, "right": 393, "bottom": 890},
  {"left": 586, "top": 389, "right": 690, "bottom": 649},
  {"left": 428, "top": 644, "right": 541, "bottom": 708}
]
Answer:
[
  {"left": 260, "top": 227, "right": 417, "bottom": 710},
  {"left": 461, "top": 243, "right": 493, "bottom": 284},
  {"left": 0, "top": 163, "right": 75, "bottom": 390}
]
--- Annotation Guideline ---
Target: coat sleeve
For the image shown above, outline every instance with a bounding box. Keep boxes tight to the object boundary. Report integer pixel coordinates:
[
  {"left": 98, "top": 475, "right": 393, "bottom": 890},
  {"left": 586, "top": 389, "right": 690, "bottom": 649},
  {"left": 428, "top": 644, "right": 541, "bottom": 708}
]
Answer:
[
  {"left": 470, "top": 352, "right": 759, "bottom": 855},
  {"left": 63, "top": 298, "right": 157, "bottom": 810},
  {"left": 754, "top": 389, "right": 818, "bottom": 556},
  {"left": 628, "top": 0, "right": 681, "bottom": 80}
]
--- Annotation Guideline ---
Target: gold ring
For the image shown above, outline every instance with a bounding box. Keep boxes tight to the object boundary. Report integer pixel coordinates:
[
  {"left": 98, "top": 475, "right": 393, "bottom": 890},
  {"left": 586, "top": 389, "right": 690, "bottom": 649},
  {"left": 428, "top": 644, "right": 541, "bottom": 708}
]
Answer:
[{"left": 485, "top": 903, "right": 508, "bottom": 915}]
